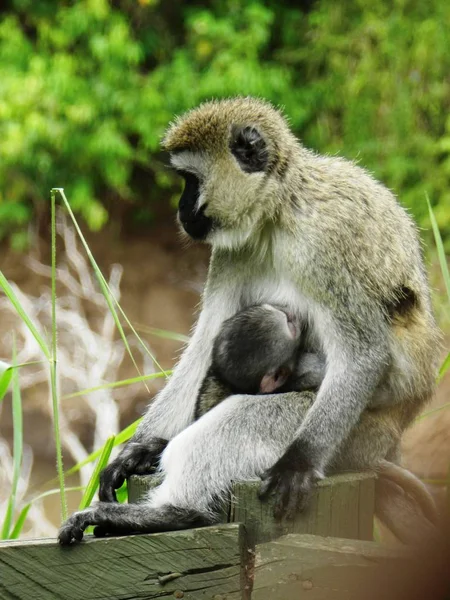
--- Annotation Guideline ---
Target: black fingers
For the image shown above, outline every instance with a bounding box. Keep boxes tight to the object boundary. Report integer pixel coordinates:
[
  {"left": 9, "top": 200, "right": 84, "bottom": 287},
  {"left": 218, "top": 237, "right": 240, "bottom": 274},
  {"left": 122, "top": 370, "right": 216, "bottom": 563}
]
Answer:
[
  {"left": 259, "top": 438, "right": 318, "bottom": 521},
  {"left": 99, "top": 439, "right": 168, "bottom": 503},
  {"left": 58, "top": 509, "right": 95, "bottom": 545},
  {"left": 98, "top": 461, "right": 124, "bottom": 503}
]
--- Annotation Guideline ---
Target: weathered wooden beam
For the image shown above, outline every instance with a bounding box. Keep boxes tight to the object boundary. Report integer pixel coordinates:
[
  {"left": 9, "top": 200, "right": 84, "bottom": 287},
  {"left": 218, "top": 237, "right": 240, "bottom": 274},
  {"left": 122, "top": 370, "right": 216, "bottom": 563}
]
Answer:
[
  {"left": 129, "top": 472, "right": 376, "bottom": 546},
  {"left": 229, "top": 473, "right": 375, "bottom": 545},
  {"left": 251, "top": 533, "right": 411, "bottom": 600},
  {"left": 0, "top": 524, "right": 248, "bottom": 600},
  {"left": 127, "top": 473, "right": 162, "bottom": 504}
]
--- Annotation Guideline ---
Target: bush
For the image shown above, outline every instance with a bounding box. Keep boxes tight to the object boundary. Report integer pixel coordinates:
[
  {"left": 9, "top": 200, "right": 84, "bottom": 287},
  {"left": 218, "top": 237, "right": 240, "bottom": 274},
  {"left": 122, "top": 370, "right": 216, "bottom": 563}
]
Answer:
[{"left": 0, "top": 0, "right": 449, "bottom": 246}]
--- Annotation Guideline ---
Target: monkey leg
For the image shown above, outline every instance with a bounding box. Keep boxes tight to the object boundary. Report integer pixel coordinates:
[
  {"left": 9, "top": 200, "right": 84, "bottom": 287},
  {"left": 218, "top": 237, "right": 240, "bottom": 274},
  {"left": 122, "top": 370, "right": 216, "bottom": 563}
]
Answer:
[
  {"left": 60, "top": 394, "right": 403, "bottom": 544},
  {"left": 60, "top": 392, "right": 316, "bottom": 544}
]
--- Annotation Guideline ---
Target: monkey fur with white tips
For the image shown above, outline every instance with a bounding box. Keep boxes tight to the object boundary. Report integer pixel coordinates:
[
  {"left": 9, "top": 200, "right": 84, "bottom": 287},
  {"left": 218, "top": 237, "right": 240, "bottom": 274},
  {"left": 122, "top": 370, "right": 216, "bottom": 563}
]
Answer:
[{"left": 59, "top": 97, "right": 440, "bottom": 545}]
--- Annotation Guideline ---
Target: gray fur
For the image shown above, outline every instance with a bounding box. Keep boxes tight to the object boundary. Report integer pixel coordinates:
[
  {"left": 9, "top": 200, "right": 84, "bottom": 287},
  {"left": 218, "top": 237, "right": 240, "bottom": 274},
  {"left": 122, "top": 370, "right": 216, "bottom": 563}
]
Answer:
[
  {"left": 60, "top": 97, "right": 441, "bottom": 544},
  {"left": 60, "top": 392, "right": 436, "bottom": 544}
]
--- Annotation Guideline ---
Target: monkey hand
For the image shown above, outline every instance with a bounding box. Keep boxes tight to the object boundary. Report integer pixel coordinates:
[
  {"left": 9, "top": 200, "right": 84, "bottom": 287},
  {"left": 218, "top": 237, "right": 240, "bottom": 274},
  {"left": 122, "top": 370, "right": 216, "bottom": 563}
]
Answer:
[
  {"left": 259, "top": 440, "right": 324, "bottom": 520},
  {"left": 99, "top": 438, "right": 168, "bottom": 502},
  {"left": 58, "top": 506, "right": 98, "bottom": 545}
]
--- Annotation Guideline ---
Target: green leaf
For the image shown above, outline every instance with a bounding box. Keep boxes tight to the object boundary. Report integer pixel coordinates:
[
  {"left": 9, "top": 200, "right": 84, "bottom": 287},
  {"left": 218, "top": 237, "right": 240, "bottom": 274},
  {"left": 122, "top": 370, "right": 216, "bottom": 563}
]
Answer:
[
  {"left": 116, "top": 481, "right": 128, "bottom": 504},
  {"left": 58, "top": 418, "right": 141, "bottom": 481},
  {"left": 0, "top": 360, "right": 13, "bottom": 402},
  {"left": 427, "top": 194, "right": 450, "bottom": 303},
  {"left": 438, "top": 351, "right": 450, "bottom": 382},
  {"left": 417, "top": 400, "right": 450, "bottom": 421},
  {"left": 62, "top": 370, "right": 171, "bottom": 400},
  {"left": 8, "top": 505, "right": 30, "bottom": 540},
  {"left": 134, "top": 324, "right": 190, "bottom": 344},
  {"left": 78, "top": 435, "right": 115, "bottom": 510},
  {"left": 50, "top": 188, "right": 67, "bottom": 521},
  {"left": 1, "top": 347, "right": 23, "bottom": 539},
  {"left": 54, "top": 188, "right": 168, "bottom": 391},
  {"left": 9, "top": 487, "right": 83, "bottom": 540},
  {"left": 0, "top": 273, "right": 51, "bottom": 359}
]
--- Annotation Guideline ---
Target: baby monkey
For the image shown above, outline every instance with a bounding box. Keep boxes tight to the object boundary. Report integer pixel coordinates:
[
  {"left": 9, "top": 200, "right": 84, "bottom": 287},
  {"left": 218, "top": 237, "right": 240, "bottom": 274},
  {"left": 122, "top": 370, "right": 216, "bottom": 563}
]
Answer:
[
  {"left": 194, "top": 303, "right": 438, "bottom": 544},
  {"left": 195, "top": 303, "right": 325, "bottom": 419}
]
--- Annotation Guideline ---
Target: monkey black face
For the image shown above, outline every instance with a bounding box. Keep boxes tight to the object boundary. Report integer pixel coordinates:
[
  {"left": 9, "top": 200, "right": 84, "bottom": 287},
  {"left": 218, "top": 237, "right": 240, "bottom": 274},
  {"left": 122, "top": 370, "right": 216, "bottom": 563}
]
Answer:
[
  {"left": 177, "top": 171, "right": 214, "bottom": 240},
  {"left": 229, "top": 125, "right": 269, "bottom": 173}
]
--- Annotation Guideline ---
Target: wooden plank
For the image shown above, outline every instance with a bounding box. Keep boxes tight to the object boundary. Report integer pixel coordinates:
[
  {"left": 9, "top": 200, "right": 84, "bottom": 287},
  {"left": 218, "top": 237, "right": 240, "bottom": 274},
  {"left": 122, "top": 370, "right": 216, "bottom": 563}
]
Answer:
[
  {"left": 228, "top": 473, "right": 375, "bottom": 546},
  {"left": 252, "top": 533, "right": 411, "bottom": 600},
  {"left": 127, "top": 473, "right": 162, "bottom": 504},
  {"left": 0, "top": 524, "right": 248, "bottom": 600}
]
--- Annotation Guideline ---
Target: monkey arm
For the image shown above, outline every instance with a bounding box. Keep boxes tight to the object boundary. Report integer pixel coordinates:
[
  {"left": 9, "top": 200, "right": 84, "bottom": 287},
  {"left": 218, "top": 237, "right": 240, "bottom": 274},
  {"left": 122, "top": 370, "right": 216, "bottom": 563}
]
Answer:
[
  {"left": 61, "top": 393, "right": 316, "bottom": 543},
  {"left": 99, "top": 251, "right": 243, "bottom": 502},
  {"left": 260, "top": 313, "right": 391, "bottom": 518}
]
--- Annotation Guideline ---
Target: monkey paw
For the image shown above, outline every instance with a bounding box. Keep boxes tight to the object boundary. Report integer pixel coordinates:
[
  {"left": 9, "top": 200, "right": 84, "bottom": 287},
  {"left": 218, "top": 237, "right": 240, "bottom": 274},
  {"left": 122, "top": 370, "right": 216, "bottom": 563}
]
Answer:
[
  {"left": 58, "top": 508, "right": 96, "bottom": 546},
  {"left": 99, "top": 438, "right": 167, "bottom": 502},
  {"left": 259, "top": 440, "right": 324, "bottom": 520}
]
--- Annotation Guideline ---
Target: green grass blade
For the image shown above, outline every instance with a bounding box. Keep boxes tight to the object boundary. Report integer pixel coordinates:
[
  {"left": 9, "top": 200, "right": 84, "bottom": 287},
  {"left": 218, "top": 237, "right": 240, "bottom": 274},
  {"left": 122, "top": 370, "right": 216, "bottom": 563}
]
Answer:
[
  {"left": 1, "top": 345, "right": 23, "bottom": 539},
  {"left": 438, "top": 351, "right": 450, "bottom": 381},
  {"left": 61, "top": 370, "right": 171, "bottom": 400},
  {"left": 9, "top": 487, "right": 83, "bottom": 540},
  {"left": 50, "top": 189, "right": 67, "bottom": 521},
  {"left": 0, "top": 360, "right": 13, "bottom": 403},
  {"left": 417, "top": 400, "right": 450, "bottom": 421},
  {"left": 133, "top": 323, "right": 190, "bottom": 344},
  {"left": 8, "top": 505, "right": 30, "bottom": 540},
  {"left": 427, "top": 194, "right": 450, "bottom": 303},
  {"left": 54, "top": 188, "right": 167, "bottom": 388},
  {"left": 78, "top": 435, "right": 115, "bottom": 510},
  {"left": 35, "top": 417, "right": 142, "bottom": 492},
  {"left": 45, "top": 418, "right": 142, "bottom": 484},
  {"left": 116, "top": 482, "right": 128, "bottom": 504},
  {"left": 0, "top": 273, "right": 51, "bottom": 359},
  {"left": 0, "top": 361, "right": 47, "bottom": 403}
]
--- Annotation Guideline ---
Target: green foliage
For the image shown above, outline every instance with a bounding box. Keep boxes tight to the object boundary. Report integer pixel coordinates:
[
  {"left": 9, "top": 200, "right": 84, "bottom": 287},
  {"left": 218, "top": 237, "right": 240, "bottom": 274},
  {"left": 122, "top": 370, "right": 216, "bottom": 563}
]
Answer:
[{"left": 0, "top": 0, "right": 449, "bottom": 244}]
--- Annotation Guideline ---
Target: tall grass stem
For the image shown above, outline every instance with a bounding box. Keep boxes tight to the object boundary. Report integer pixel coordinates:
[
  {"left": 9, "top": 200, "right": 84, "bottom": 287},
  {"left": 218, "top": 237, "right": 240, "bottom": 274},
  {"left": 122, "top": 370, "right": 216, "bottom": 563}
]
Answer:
[{"left": 50, "top": 189, "right": 67, "bottom": 521}]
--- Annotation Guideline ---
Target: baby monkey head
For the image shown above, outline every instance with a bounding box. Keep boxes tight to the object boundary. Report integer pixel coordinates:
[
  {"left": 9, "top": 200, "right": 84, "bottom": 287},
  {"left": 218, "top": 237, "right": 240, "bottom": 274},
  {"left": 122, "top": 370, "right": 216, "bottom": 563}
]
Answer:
[
  {"left": 212, "top": 304, "right": 301, "bottom": 395},
  {"left": 162, "top": 98, "right": 297, "bottom": 246}
]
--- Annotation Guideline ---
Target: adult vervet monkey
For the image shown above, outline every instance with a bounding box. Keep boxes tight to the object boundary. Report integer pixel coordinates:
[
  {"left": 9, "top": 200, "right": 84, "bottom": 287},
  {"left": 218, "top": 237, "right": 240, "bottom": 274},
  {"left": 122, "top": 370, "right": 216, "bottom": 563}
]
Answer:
[{"left": 59, "top": 97, "right": 440, "bottom": 544}]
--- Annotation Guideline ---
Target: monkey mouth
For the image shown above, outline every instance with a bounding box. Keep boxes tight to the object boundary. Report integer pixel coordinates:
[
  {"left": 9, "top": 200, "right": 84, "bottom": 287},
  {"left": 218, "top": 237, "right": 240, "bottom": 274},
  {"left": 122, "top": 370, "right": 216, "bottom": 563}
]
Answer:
[{"left": 178, "top": 207, "right": 215, "bottom": 241}]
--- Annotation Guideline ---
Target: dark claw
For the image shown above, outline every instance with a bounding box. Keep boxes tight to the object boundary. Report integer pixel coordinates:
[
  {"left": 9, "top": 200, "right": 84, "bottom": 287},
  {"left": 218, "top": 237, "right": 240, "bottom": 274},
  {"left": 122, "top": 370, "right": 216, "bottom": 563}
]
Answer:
[
  {"left": 58, "top": 509, "right": 94, "bottom": 546},
  {"left": 58, "top": 526, "right": 73, "bottom": 546},
  {"left": 99, "top": 463, "right": 123, "bottom": 503},
  {"left": 259, "top": 439, "right": 319, "bottom": 521}
]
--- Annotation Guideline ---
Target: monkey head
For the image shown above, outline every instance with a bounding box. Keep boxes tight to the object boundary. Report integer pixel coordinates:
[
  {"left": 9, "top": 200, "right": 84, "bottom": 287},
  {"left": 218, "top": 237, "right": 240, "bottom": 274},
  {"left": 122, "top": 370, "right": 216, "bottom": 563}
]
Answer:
[
  {"left": 212, "top": 304, "right": 301, "bottom": 395},
  {"left": 162, "top": 98, "right": 298, "bottom": 246}
]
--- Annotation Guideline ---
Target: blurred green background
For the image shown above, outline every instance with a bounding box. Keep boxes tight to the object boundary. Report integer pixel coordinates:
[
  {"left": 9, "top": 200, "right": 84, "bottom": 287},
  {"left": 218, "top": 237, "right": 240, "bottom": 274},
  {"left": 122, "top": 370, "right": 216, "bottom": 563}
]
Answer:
[{"left": 1, "top": 0, "right": 450, "bottom": 249}]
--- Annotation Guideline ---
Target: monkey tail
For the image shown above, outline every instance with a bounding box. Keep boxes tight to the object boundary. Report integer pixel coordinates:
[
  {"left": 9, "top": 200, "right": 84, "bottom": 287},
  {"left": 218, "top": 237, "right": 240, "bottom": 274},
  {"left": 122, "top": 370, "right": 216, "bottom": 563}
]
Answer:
[{"left": 374, "top": 460, "right": 439, "bottom": 545}]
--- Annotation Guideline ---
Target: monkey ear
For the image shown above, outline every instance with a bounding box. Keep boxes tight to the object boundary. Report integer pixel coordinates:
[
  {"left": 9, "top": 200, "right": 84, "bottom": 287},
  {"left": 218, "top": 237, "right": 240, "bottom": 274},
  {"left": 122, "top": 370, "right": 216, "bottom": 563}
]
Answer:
[
  {"left": 229, "top": 125, "right": 269, "bottom": 173},
  {"left": 260, "top": 367, "right": 290, "bottom": 394}
]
